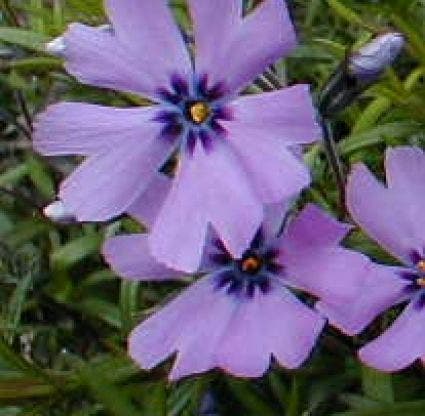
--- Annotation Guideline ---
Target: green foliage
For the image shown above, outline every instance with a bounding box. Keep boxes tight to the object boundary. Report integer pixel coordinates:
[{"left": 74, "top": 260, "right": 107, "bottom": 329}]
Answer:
[{"left": 0, "top": 0, "right": 424, "bottom": 415}]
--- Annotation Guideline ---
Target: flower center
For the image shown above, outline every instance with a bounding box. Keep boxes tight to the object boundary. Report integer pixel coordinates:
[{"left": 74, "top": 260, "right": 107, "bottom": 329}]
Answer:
[
  {"left": 241, "top": 255, "right": 263, "bottom": 275},
  {"left": 417, "top": 260, "right": 425, "bottom": 273},
  {"left": 415, "top": 260, "right": 425, "bottom": 287},
  {"left": 188, "top": 101, "right": 211, "bottom": 124},
  {"left": 416, "top": 277, "right": 425, "bottom": 287}
]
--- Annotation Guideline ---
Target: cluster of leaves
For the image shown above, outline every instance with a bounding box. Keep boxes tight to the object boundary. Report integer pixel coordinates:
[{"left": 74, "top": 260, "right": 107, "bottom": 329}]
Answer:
[{"left": 0, "top": 0, "right": 424, "bottom": 414}]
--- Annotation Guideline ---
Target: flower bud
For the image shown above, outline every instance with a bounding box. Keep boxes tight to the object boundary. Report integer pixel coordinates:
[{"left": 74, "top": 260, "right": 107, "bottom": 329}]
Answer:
[
  {"left": 348, "top": 32, "right": 405, "bottom": 81},
  {"left": 45, "top": 36, "right": 66, "bottom": 56},
  {"left": 319, "top": 32, "right": 405, "bottom": 117},
  {"left": 43, "top": 200, "right": 75, "bottom": 224}
]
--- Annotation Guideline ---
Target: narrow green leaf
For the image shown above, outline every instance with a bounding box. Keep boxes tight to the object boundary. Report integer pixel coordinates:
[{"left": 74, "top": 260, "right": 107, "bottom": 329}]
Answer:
[
  {"left": 0, "top": 338, "right": 49, "bottom": 382},
  {"left": 6, "top": 272, "right": 34, "bottom": 338},
  {"left": 404, "top": 67, "right": 425, "bottom": 92},
  {"left": 5, "top": 57, "right": 62, "bottom": 73},
  {"left": 0, "top": 164, "right": 29, "bottom": 187},
  {"left": 67, "top": 0, "right": 104, "bottom": 16},
  {"left": 332, "top": 400, "right": 425, "bottom": 416},
  {"left": 79, "top": 364, "right": 140, "bottom": 416},
  {"left": 305, "top": 0, "right": 323, "bottom": 27},
  {"left": 268, "top": 372, "right": 289, "bottom": 409},
  {"left": 352, "top": 97, "right": 392, "bottom": 134},
  {"left": 286, "top": 376, "right": 300, "bottom": 416},
  {"left": 340, "top": 122, "right": 420, "bottom": 154},
  {"left": 0, "top": 407, "right": 20, "bottom": 416},
  {"left": 119, "top": 280, "right": 139, "bottom": 334},
  {"left": 0, "top": 338, "right": 34, "bottom": 372},
  {"left": 51, "top": 234, "right": 102, "bottom": 269},
  {"left": 70, "top": 404, "right": 103, "bottom": 416},
  {"left": 135, "top": 381, "right": 167, "bottom": 416},
  {"left": 27, "top": 155, "right": 55, "bottom": 199},
  {"left": 391, "top": 14, "right": 425, "bottom": 65},
  {"left": 361, "top": 366, "right": 394, "bottom": 403},
  {"left": 0, "top": 379, "right": 54, "bottom": 399},
  {"left": 77, "top": 298, "right": 122, "bottom": 329},
  {"left": 6, "top": 220, "right": 52, "bottom": 247},
  {"left": 326, "top": 0, "right": 375, "bottom": 31},
  {"left": 0, "top": 28, "right": 48, "bottom": 52},
  {"left": 226, "top": 379, "right": 277, "bottom": 416},
  {"left": 340, "top": 393, "right": 381, "bottom": 410}
]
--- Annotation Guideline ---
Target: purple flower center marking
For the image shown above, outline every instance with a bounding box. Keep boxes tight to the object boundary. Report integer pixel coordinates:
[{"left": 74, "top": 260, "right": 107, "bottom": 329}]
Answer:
[
  {"left": 210, "top": 228, "right": 283, "bottom": 298},
  {"left": 154, "top": 74, "right": 233, "bottom": 155},
  {"left": 400, "top": 250, "right": 425, "bottom": 308}
]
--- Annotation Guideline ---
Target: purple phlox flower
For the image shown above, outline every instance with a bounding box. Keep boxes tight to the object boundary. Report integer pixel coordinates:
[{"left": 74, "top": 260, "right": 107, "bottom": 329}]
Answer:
[
  {"left": 34, "top": 0, "right": 321, "bottom": 272},
  {"left": 318, "top": 146, "right": 425, "bottom": 372},
  {"left": 103, "top": 203, "right": 377, "bottom": 380}
]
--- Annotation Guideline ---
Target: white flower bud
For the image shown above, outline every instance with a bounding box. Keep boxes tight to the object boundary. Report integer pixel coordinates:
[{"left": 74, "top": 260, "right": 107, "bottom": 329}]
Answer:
[
  {"left": 45, "top": 36, "right": 66, "bottom": 56},
  {"left": 43, "top": 200, "right": 75, "bottom": 224}
]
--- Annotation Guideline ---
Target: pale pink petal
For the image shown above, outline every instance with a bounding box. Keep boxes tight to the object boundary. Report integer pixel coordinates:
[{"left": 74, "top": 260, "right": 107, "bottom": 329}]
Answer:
[
  {"left": 60, "top": 132, "right": 172, "bottom": 221},
  {"left": 316, "top": 265, "right": 407, "bottom": 335},
  {"left": 190, "top": 0, "right": 296, "bottom": 94},
  {"left": 62, "top": 23, "right": 172, "bottom": 99},
  {"left": 105, "top": 0, "right": 191, "bottom": 98},
  {"left": 103, "top": 234, "right": 184, "bottom": 280},
  {"left": 149, "top": 145, "right": 208, "bottom": 273},
  {"left": 347, "top": 162, "right": 425, "bottom": 265},
  {"left": 359, "top": 301, "right": 425, "bottom": 371},
  {"left": 150, "top": 142, "right": 262, "bottom": 272},
  {"left": 128, "top": 276, "right": 229, "bottom": 373},
  {"left": 216, "top": 286, "right": 325, "bottom": 374},
  {"left": 225, "top": 85, "right": 321, "bottom": 145},
  {"left": 126, "top": 173, "right": 171, "bottom": 229},
  {"left": 279, "top": 204, "right": 364, "bottom": 303},
  {"left": 34, "top": 102, "right": 157, "bottom": 156}
]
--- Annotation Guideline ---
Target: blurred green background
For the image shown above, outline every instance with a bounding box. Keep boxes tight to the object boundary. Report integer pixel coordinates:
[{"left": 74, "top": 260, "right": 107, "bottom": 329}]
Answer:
[{"left": 0, "top": 0, "right": 424, "bottom": 414}]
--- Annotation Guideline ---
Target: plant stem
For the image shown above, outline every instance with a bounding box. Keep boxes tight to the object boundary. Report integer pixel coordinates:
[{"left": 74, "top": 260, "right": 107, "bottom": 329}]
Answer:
[
  {"left": 15, "top": 90, "right": 33, "bottom": 135},
  {"left": 321, "top": 117, "right": 347, "bottom": 218},
  {"left": 263, "top": 69, "right": 282, "bottom": 89},
  {"left": 1, "top": 0, "right": 21, "bottom": 27}
]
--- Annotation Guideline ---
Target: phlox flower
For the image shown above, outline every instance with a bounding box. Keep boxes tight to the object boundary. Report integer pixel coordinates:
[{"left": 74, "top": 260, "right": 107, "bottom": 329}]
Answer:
[
  {"left": 103, "top": 203, "right": 377, "bottom": 380},
  {"left": 34, "top": 0, "right": 321, "bottom": 272},
  {"left": 318, "top": 146, "right": 425, "bottom": 372}
]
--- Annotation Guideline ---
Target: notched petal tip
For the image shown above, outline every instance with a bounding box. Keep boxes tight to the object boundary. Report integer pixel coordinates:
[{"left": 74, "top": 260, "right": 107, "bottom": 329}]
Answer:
[
  {"left": 357, "top": 347, "right": 398, "bottom": 374},
  {"left": 385, "top": 145, "right": 425, "bottom": 179},
  {"left": 346, "top": 162, "right": 376, "bottom": 200},
  {"left": 295, "top": 203, "right": 353, "bottom": 243},
  {"left": 45, "top": 36, "right": 66, "bottom": 56},
  {"left": 127, "top": 328, "right": 157, "bottom": 372}
]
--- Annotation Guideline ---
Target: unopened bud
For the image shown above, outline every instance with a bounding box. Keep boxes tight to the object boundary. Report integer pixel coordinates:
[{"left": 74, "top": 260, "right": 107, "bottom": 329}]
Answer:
[
  {"left": 319, "top": 32, "right": 405, "bottom": 117},
  {"left": 43, "top": 200, "right": 75, "bottom": 224},
  {"left": 45, "top": 36, "right": 66, "bottom": 56},
  {"left": 349, "top": 32, "right": 405, "bottom": 81}
]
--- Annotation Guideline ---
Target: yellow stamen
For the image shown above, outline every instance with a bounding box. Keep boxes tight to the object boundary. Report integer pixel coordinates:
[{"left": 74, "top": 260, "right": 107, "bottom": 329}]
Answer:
[
  {"left": 417, "top": 260, "right": 425, "bottom": 273},
  {"left": 189, "top": 102, "right": 210, "bottom": 124},
  {"left": 242, "top": 257, "right": 262, "bottom": 274},
  {"left": 417, "top": 277, "right": 425, "bottom": 287}
]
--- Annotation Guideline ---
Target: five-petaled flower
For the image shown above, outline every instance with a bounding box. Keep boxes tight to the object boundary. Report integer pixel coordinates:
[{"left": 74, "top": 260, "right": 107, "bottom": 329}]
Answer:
[
  {"left": 103, "top": 203, "right": 382, "bottom": 380},
  {"left": 34, "top": 0, "right": 321, "bottom": 272},
  {"left": 318, "top": 146, "right": 425, "bottom": 372}
]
